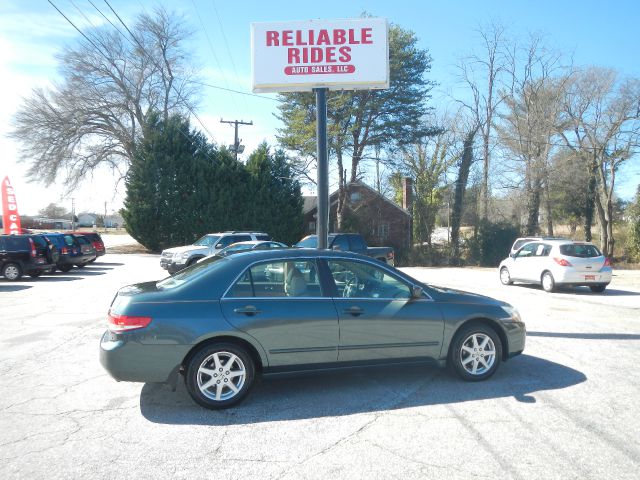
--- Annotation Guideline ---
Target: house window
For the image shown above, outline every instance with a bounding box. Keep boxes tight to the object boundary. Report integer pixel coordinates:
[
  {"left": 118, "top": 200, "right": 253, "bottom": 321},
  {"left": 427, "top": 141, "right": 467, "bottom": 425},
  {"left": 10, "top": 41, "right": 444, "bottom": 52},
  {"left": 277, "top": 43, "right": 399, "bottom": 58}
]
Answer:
[
  {"left": 308, "top": 222, "right": 315, "bottom": 232},
  {"left": 350, "top": 191, "right": 362, "bottom": 202},
  {"left": 378, "top": 224, "right": 389, "bottom": 240}
]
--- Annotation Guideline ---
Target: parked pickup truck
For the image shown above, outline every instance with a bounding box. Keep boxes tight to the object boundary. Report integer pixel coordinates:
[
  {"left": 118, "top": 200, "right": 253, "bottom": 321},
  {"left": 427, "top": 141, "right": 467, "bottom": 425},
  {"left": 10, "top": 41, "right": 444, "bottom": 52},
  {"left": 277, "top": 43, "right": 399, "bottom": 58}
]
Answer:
[{"left": 295, "top": 233, "right": 394, "bottom": 265}]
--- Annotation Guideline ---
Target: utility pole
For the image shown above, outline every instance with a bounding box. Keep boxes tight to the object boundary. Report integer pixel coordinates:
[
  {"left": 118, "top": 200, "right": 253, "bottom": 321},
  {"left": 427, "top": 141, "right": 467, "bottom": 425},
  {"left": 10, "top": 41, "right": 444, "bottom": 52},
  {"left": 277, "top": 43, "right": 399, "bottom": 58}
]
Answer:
[
  {"left": 71, "top": 198, "right": 75, "bottom": 230},
  {"left": 220, "top": 119, "right": 253, "bottom": 161}
]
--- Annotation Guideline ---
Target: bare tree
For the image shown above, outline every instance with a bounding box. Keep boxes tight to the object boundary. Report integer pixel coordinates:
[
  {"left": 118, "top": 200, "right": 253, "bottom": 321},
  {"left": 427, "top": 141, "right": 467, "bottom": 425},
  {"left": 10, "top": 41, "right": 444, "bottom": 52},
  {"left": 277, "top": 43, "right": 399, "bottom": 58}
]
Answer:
[
  {"left": 497, "top": 36, "right": 568, "bottom": 235},
  {"left": 11, "top": 7, "right": 198, "bottom": 189},
  {"left": 456, "top": 23, "right": 509, "bottom": 221},
  {"left": 559, "top": 67, "right": 640, "bottom": 256}
]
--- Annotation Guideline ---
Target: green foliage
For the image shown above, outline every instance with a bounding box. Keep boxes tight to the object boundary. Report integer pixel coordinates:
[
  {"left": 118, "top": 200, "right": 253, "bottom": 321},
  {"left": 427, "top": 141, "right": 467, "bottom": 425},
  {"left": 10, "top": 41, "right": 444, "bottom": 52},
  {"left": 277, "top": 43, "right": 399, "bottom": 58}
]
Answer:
[
  {"left": 123, "top": 116, "right": 303, "bottom": 251},
  {"left": 246, "top": 143, "right": 304, "bottom": 245},
  {"left": 628, "top": 186, "right": 640, "bottom": 262},
  {"left": 468, "top": 220, "right": 520, "bottom": 267}
]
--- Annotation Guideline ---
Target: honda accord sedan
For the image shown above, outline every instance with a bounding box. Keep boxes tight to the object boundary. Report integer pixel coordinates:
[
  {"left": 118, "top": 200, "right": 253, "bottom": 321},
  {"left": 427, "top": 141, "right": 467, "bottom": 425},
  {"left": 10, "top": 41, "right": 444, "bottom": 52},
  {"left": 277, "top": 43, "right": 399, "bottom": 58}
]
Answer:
[{"left": 100, "top": 249, "right": 526, "bottom": 409}]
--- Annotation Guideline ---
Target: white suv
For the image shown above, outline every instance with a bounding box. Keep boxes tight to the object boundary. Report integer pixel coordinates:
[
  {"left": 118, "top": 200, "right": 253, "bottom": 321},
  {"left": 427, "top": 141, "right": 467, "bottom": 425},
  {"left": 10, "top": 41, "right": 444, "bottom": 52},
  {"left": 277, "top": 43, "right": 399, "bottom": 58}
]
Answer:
[
  {"left": 499, "top": 239, "right": 612, "bottom": 293},
  {"left": 160, "top": 231, "right": 270, "bottom": 274}
]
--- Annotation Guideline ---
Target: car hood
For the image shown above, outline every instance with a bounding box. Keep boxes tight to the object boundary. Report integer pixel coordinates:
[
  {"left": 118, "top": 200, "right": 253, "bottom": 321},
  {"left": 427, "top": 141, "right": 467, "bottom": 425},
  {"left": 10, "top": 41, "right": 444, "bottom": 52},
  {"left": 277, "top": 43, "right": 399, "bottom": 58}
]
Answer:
[
  {"left": 430, "top": 285, "right": 506, "bottom": 307},
  {"left": 162, "top": 245, "right": 209, "bottom": 255}
]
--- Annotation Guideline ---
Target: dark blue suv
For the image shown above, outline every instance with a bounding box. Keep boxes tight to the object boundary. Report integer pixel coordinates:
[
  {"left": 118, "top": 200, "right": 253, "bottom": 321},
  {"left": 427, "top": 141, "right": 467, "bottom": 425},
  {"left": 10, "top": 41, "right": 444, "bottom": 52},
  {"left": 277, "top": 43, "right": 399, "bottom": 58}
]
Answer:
[{"left": 44, "top": 233, "right": 96, "bottom": 272}]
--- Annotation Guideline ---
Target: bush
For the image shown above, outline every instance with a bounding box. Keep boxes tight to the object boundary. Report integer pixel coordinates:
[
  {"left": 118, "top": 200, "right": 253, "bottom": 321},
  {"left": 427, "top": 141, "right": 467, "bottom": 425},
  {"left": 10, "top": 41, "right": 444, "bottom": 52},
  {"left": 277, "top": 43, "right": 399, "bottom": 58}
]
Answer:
[{"left": 468, "top": 220, "right": 520, "bottom": 267}]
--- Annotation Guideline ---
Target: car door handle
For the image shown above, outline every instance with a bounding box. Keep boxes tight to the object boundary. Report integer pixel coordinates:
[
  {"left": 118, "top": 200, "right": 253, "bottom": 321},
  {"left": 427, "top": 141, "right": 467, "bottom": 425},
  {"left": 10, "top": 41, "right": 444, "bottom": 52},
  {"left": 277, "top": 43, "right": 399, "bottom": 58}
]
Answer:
[
  {"left": 234, "top": 306, "right": 261, "bottom": 316},
  {"left": 343, "top": 306, "right": 364, "bottom": 316}
]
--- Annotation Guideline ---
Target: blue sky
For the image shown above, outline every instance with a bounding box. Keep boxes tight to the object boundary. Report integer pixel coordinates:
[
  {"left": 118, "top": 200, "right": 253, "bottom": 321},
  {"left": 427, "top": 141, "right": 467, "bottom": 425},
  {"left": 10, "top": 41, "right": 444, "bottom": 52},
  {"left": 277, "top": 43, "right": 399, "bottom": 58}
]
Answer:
[{"left": 1, "top": 0, "right": 639, "bottom": 214}]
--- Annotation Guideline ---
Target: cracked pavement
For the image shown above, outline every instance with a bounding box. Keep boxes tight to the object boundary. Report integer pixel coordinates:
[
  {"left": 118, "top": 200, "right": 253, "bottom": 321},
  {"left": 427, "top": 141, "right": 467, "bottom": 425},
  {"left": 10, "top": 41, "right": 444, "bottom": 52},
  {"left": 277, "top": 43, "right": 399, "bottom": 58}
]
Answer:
[{"left": 1, "top": 254, "right": 639, "bottom": 479}]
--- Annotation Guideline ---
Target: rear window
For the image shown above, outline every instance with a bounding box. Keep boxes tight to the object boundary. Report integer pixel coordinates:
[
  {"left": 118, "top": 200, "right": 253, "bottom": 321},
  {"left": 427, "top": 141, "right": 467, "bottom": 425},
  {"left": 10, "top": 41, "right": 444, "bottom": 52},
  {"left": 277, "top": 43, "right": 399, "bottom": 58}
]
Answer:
[
  {"left": 255, "top": 234, "right": 271, "bottom": 241},
  {"left": 296, "top": 236, "right": 318, "bottom": 248},
  {"left": 1, "top": 236, "right": 29, "bottom": 250},
  {"left": 559, "top": 244, "right": 602, "bottom": 258},
  {"left": 156, "top": 255, "right": 227, "bottom": 290},
  {"left": 31, "top": 236, "right": 48, "bottom": 248},
  {"left": 75, "top": 236, "right": 90, "bottom": 245}
]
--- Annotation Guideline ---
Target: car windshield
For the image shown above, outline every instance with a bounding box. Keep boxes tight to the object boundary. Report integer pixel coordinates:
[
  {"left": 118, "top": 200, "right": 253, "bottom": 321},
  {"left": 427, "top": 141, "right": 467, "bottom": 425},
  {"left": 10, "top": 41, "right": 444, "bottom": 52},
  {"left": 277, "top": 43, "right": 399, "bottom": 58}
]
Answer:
[
  {"left": 156, "top": 255, "right": 227, "bottom": 289},
  {"left": 193, "top": 235, "right": 220, "bottom": 247},
  {"left": 559, "top": 244, "right": 602, "bottom": 258}
]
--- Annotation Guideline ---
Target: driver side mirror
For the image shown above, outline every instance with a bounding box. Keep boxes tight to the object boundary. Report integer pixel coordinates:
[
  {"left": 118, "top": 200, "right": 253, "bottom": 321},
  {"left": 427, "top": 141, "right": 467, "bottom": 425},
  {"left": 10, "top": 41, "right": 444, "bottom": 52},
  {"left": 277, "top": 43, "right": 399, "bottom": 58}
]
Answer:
[
  {"left": 509, "top": 252, "right": 516, "bottom": 258},
  {"left": 411, "top": 285, "right": 423, "bottom": 299}
]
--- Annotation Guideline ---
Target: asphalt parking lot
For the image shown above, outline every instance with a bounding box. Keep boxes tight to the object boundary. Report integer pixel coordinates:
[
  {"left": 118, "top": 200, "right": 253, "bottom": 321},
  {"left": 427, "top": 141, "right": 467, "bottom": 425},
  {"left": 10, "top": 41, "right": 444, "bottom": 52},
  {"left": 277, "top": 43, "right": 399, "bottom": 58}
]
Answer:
[{"left": 1, "top": 252, "right": 639, "bottom": 480}]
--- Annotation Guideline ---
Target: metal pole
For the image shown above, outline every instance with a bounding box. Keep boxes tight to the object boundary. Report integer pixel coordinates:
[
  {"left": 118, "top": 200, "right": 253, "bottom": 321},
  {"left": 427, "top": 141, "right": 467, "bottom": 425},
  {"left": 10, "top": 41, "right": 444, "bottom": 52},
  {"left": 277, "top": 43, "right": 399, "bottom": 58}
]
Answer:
[{"left": 315, "top": 87, "right": 329, "bottom": 249}]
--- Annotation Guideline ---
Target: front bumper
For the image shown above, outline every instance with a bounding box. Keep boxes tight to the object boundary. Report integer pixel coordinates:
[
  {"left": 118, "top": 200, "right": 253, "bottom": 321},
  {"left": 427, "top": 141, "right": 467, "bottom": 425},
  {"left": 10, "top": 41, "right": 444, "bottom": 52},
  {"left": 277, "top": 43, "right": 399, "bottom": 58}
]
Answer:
[{"left": 159, "top": 258, "right": 187, "bottom": 274}]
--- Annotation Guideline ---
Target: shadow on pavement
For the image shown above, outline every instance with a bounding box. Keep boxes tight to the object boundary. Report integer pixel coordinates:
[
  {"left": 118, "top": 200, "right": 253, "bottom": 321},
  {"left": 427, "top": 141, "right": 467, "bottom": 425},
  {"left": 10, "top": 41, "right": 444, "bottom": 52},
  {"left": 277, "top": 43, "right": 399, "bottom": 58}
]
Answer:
[
  {"left": 23, "top": 276, "right": 83, "bottom": 282},
  {"left": 93, "top": 262, "right": 125, "bottom": 266},
  {"left": 513, "top": 284, "right": 639, "bottom": 296},
  {"left": 0, "top": 284, "right": 33, "bottom": 291},
  {"left": 139, "top": 354, "right": 585, "bottom": 425},
  {"left": 528, "top": 331, "right": 640, "bottom": 340}
]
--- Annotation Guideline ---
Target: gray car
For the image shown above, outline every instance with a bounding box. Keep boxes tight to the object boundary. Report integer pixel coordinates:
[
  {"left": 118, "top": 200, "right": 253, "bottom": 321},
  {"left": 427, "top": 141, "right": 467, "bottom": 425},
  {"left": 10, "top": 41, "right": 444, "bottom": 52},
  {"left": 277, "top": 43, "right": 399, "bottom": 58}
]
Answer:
[{"left": 100, "top": 249, "right": 526, "bottom": 409}]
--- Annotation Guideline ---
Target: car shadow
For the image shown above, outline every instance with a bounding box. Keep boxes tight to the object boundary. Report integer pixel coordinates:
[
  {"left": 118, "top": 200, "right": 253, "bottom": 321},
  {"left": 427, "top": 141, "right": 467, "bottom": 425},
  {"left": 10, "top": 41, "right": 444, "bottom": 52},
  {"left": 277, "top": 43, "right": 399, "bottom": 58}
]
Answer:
[
  {"left": 527, "top": 331, "right": 640, "bottom": 340},
  {"left": 139, "top": 354, "right": 585, "bottom": 425},
  {"left": 93, "top": 262, "right": 124, "bottom": 266},
  {"left": 24, "top": 276, "right": 83, "bottom": 282},
  {"left": 513, "top": 284, "right": 639, "bottom": 296},
  {"left": 0, "top": 284, "right": 33, "bottom": 291},
  {"left": 62, "top": 270, "right": 106, "bottom": 276}
]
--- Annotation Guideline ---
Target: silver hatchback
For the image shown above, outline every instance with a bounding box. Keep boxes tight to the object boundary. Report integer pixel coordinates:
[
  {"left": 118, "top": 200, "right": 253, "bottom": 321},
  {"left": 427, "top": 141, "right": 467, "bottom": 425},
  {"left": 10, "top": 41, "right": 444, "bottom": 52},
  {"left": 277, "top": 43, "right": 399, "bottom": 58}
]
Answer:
[{"left": 499, "top": 240, "right": 612, "bottom": 293}]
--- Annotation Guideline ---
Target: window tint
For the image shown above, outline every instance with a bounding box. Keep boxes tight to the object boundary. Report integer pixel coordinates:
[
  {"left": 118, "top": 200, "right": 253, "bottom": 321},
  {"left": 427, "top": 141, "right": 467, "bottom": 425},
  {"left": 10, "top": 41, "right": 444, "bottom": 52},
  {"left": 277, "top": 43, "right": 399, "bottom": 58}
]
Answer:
[
  {"left": 64, "top": 235, "right": 76, "bottom": 246},
  {"left": 157, "top": 255, "right": 227, "bottom": 290},
  {"left": 194, "top": 235, "right": 220, "bottom": 247},
  {"left": 559, "top": 244, "right": 602, "bottom": 258},
  {"left": 75, "top": 236, "right": 90, "bottom": 245},
  {"left": 327, "top": 260, "right": 410, "bottom": 299},
  {"left": 234, "top": 235, "right": 252, "bottom": 243},
  {"left": 349, "top": 235, "right": 366, "bottom": 251},
  {"left": 513, "top": 239, "right": 536, "bottom": 251},
  {"left": 226, "top": 260, "right": 322, "bottom": 298},
  {"left": 332, "top": 235, "right": 350, "bottom": 251},
  {"left": 296, "top": 236, "right": 318, "bottom": 248},
  {"left": 4, "top": 237, "right": 28, "bottom": 250},
  {"left": 255, "top": 234, "right": 270, "bottom": 241},
  {"left": 31, "top": 236, "right": 48, "bottom": 248}
]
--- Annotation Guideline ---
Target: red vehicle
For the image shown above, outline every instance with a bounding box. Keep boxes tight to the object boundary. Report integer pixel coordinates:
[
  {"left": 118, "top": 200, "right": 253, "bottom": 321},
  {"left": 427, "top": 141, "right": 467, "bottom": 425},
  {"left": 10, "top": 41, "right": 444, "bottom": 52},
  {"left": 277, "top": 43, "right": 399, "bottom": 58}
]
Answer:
[{"left": 65, "top": 231, "right": 105, "bottom": 261}]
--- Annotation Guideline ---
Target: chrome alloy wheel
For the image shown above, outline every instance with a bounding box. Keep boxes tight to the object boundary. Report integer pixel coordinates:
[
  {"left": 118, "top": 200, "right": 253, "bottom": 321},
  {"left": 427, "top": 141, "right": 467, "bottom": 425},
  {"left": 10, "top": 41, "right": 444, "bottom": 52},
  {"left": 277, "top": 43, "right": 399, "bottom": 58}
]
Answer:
[
  {"left": 500, "top": 267, "right": 511, "bottom": 285},
  {"left": 459, "top": 333, "right": 496, "bottom": 376},
  {"left": 197, "top": 351, "right": 247, "bottom": 401},
  {"left": 3, "top": 264, "right": 21, "bottom": 281}
]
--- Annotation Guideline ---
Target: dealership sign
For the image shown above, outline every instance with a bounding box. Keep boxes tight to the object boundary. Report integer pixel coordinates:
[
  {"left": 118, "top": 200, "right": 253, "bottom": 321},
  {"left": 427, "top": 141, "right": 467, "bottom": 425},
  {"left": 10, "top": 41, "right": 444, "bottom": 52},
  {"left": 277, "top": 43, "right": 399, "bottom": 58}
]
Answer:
[{"left": 251, "top": 18, "right": 389, "bottom": 93}]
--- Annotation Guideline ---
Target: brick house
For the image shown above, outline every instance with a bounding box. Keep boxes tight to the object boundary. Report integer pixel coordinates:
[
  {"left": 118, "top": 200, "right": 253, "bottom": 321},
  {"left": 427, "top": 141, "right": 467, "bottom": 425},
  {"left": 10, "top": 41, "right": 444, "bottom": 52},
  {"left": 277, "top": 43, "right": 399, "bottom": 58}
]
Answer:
[{"left": 302, "top": 180, "right": 412, "bottom": 251}]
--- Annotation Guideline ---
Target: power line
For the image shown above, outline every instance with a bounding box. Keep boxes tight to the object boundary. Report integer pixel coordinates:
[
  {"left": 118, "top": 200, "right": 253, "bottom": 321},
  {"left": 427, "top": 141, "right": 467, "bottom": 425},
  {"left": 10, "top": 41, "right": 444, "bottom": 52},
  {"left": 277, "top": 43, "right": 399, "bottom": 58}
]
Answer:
[{"left": 192, "top": 80, "right": 282, "bottom": 102}]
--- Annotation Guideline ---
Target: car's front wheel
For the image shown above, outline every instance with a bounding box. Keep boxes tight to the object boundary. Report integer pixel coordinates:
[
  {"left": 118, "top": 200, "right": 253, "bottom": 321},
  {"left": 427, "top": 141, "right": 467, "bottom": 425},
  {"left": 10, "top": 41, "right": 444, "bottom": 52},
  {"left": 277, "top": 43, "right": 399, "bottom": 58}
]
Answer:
[
  {"left": 59, "top": 265, "right": 73, "bottom": 273},
  {"left": 542, "top": 271, "right": 555, "bottom": 292},
  {"left": 185, "top": 343, "right": 255, "bottom": 409},
  {"left": 2, "top": 262, "right": 23, "bottom": 281},
  {"left": 499, "top": 267, "right": 512, "bottom": 285},
  {"left": 449, "top": 323, "right": 502, "bottom": 381}
]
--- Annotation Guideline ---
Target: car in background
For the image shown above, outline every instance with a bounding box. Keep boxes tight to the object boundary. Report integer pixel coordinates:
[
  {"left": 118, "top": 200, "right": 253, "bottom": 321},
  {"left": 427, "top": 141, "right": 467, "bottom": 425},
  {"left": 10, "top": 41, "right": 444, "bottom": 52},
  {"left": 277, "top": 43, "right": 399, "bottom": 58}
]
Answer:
[
  {"left": 0, "top": 234, "right": 58, "bottom": 280},
  {"left": 295, "top": 233, "right": 395, "bottom": 265},
  {"left": 44, "top": 233, "right": 96, "bottom": 272},
  {"left": 216, "top": 240, "right": 287, "bottom": 257},
  {"left": 509, "top": 236, "right": 566, "bottom": 257},
  {"left": 70, "top": 234, "right": 97, "bottom": 267},
  {"left": 101, "top": 249, "right": 526, "bottom": 409},
  {"left": 160, "top": 231, "right": 271, "bottom": 274},
  {"left": 499, "top": 239, "right": 612, "bottom": 293},
  {"left": 76, "top": 232, "right": 106, "bottom": 260}
]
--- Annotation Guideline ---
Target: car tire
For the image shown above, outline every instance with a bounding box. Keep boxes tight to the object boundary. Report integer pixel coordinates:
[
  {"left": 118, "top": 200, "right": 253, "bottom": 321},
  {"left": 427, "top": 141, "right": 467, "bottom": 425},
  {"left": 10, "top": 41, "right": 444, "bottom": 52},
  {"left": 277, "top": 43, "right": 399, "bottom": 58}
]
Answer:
[
  {"left": 187, "top": 257, "right": 201, "bottom": 267},
  {"left": 88, "top": 258, "right": 96, "bottom": 264},
  {"left": 59, "top": 265, "right": 73, "bottom": 273},
  {"left": 499, "top": 267, "right": 512, "bottom": 285},
  {"left": 449, "top": 322, "right": 502, "bottom": 381},
  {"left": 75, "top": 264, "right": 86, "bottom": 268},
  {"left": 542, "top": 271, "right": 555, "bottom": 292},
  {"left": 590, "top": 285, "right": 607, "bottom": 293},
  {"left": 185, "top": 343, "right": 255, "bottom": 409},
  {"left": 2, "top": 262, "right": 23, "bottom": 281}
]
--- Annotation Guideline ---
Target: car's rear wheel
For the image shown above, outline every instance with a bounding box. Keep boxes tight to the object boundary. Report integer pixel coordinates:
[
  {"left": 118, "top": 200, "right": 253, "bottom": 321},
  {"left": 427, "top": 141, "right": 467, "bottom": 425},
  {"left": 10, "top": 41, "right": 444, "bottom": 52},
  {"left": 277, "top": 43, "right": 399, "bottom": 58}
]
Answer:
[
  {"left": 2, "top": 263, "right": 23, "bottom": 281},
  {"left": 59, "top": 265, "right": 73, "bottom": 273},
  {"left": 590, "top": 285, "right": 607, "bottom": 293},
  {"left": 542, "top": 271, "right": 555, "bottom": 292},
  {"left": 185, "top": 343, "right": 255, "bottom": 409},
  {"left": 449, "top": 323, "right": 502, "bottom": 381},
  {"left": 499, "top": 267, "right": 512, "bottom": 285}
]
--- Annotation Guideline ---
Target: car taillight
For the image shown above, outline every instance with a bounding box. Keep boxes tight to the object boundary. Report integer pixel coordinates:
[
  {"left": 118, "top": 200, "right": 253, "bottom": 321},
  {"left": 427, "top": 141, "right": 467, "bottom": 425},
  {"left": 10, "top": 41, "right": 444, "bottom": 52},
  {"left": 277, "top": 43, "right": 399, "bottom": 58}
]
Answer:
[
  {"left": 604, "top": 257, "right": 611, "bottom": 266},
  {"left": 108, "top": 312, "right": 152, "bottom": 332},
  {"left": 28, "top": 238, "right": 37, "bottom": 257},
  {"left": 553, "top": 257, "right": 572, "bottom": 267},
  {"left": 61, "top": 247, "right": 68, "bottom": 255}
]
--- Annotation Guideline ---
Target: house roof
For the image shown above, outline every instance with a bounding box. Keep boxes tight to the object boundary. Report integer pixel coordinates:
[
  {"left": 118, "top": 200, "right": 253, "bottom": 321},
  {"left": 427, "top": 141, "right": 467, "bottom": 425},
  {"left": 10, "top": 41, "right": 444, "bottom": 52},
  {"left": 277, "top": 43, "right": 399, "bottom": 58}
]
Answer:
[{"left": 303, "top": 181, "right": 410, "bottom": 217}]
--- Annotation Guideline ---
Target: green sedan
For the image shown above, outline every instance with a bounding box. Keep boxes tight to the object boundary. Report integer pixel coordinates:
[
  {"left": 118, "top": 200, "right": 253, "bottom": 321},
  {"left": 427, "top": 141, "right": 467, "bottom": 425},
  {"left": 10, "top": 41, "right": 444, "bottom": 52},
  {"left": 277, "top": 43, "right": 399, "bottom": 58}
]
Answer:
[{"left": 100, "top": 249, "right": 526, "bottom": 409}]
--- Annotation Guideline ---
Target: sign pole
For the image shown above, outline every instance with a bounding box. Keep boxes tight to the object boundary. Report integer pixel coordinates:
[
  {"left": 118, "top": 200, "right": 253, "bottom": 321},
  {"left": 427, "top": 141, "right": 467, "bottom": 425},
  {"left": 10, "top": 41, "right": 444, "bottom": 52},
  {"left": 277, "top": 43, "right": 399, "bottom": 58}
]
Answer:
[{"left": 314, "top": 87, "right": 329, "bottom": 249}]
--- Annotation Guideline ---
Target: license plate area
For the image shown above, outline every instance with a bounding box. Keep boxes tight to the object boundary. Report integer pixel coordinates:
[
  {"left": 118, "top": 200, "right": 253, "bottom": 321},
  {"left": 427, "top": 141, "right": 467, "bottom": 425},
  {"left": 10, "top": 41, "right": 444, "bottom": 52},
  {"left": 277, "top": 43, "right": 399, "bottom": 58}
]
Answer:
[{"left": 585, "top": 275, "right": 596, "bottom": 281}]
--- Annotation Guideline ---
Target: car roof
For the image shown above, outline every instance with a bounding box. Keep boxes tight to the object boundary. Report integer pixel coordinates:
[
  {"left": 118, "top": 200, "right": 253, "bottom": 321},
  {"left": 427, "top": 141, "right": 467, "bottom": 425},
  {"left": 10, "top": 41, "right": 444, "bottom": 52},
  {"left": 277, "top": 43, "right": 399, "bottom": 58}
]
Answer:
[
  {"left": 227, "top": 248, "right": 377, "bottom": 263},
  {"left": 227, "top": 240, "right": 275, "bottom": 246},
  {"left": 522, "top": 239, "right": 598, "bottom": 246}
]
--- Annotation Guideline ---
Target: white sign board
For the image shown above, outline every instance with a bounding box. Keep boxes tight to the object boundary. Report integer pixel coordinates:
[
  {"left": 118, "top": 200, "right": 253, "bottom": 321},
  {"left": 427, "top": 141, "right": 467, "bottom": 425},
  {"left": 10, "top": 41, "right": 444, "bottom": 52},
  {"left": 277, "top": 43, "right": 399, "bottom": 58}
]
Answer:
[{"left": 251, "top": 18, "right": 389, "bottom": 93}]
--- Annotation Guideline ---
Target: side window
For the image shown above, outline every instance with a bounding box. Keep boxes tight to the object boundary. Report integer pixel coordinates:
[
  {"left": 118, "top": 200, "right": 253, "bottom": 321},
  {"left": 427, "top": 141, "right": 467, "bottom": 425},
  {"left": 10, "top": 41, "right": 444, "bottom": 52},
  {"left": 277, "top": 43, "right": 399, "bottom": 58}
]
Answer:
[
  {"left": 349, "top": 235, "right": 366, "bottom": 251},
  {"left": 226, "top": 260, "right": 322, "bottom": 298},
  {"left": 64, "top": 235, "right": 76, "bottom": 246},
  {"left": 332, "top": 236, "right": 350, "bottom": 251},
  {"left": 254, "top": 234, "right": 270, "bottom": 241},
  {"left": 327, "top": 260, "right": 411, "bottom": 299},
  {"left": 540, "top": 244, "right": 552, "bottom": 256},
  {"left": 217, "top": 236, "right": 236, "bottom": 248},
  {"left": 234, "top": 235, "right": 252, "bottom": 243},
  {"left": 516, "top": 243, "right": 537, "bottom": 258}
]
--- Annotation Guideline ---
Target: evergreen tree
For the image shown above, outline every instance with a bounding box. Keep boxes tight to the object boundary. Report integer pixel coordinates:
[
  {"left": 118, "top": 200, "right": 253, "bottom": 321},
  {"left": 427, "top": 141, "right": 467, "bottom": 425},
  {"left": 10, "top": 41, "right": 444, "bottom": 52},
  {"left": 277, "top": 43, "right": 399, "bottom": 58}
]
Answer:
[{"left": 246, "top": 143, "right": 304, "bottom": 245}]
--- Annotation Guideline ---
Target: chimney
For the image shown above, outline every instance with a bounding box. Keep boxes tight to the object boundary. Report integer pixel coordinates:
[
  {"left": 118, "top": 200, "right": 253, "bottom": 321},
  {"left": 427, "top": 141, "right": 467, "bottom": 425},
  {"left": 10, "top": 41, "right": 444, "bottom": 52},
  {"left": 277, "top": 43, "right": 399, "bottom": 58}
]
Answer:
[{"left": 402, "top": 177, "right": 413, "bottom": 212}]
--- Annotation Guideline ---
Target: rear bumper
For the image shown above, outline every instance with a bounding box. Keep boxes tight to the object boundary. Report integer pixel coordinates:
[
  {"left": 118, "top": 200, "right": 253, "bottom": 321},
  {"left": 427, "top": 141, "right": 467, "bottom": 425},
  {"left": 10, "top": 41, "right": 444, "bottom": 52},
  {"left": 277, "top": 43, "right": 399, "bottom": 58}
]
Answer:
[
  {"left": 26, "top": 262, "right": 55, "bottom": 274},
  {"left": 554, "top": 267, "right": 612, "bottom": 286},
  {"left": 99, "top": 330, "right": 189, "bottom": 383}
]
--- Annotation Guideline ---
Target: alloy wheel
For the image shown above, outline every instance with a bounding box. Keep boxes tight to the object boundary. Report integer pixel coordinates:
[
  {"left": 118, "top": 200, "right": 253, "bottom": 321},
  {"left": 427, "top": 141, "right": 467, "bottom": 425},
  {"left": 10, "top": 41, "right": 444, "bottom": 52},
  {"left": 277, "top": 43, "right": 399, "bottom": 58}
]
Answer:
[
  {"left": 3, "top": 264, "right": 21, "bottom": 281},
  {"left": 197, "top": 351, "right": 247, "bottom": 401},
  {"left": 459, "top": 333, "right": 496, "bottom": 376}
]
